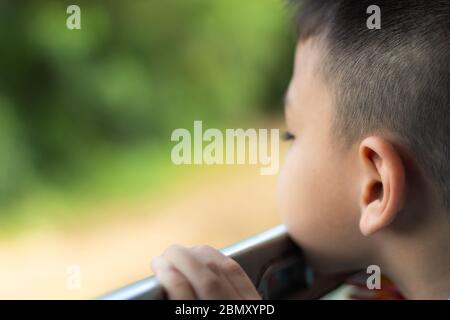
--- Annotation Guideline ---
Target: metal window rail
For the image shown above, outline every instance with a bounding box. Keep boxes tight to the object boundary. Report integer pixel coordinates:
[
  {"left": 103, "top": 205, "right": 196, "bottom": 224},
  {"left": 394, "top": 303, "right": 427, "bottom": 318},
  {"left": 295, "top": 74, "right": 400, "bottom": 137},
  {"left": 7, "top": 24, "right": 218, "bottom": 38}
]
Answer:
[{"left": 100, "top": 225, "right": 311, "bottom": 300}]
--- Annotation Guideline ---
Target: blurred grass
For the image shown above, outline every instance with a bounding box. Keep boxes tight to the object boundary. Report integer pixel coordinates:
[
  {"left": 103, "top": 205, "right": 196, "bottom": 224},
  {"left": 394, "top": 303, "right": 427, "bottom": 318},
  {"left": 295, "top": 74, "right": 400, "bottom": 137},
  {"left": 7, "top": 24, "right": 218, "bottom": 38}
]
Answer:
[
  {"left": 0, "top": 142, "right": 175, "bottom": 237},
  {"left": 0, "top": 0, "right": 294, "bottom": 236},
  {"left": 0, "top": 117, "right": 285, "bottom": 238}
]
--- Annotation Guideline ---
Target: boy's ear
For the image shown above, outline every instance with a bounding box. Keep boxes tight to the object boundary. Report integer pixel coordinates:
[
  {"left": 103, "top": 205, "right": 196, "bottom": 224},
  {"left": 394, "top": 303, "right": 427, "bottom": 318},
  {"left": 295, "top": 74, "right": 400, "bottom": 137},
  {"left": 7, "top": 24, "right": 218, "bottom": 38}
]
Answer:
[{"left": 358, "top": 136, "right": 406, "bottom": 236}]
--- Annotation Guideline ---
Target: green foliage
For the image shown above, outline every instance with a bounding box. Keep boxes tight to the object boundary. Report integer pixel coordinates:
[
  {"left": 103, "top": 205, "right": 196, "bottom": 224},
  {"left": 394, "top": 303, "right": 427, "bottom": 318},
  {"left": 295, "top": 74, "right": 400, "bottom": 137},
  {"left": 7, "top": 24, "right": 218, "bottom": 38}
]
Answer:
[{"left": 0, "top": 0, "right": 294, "bottom": 215}]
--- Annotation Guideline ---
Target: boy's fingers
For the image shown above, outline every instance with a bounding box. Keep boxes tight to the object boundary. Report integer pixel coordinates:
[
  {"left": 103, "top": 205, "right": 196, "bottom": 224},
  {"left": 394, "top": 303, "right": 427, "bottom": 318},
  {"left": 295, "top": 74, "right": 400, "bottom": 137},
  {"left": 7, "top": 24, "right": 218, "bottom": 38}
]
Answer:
[
  {"left": 162, "top": 245, "right": 237, "bottom": 299},
  {"left": 151, "top": 256, "right": 197, "bottom": 300},
  {"left": 192, "top": 245, "right": 261, "bottom": 299}
]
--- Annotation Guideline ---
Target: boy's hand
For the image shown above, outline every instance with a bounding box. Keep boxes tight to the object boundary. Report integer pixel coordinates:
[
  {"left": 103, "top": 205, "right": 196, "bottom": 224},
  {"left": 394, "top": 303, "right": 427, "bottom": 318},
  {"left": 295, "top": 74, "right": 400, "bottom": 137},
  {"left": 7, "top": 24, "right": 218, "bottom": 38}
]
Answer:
[{"left": 151, "top": 245, "right": 261, "bottom": 300}]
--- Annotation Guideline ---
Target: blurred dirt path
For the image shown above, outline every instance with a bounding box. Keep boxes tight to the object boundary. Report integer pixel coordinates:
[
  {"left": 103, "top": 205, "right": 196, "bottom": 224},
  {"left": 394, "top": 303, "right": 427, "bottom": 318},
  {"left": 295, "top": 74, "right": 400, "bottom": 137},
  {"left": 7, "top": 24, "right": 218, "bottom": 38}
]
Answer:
[{"left": 0, "top": 166, "right": 280, "bottom": 299}]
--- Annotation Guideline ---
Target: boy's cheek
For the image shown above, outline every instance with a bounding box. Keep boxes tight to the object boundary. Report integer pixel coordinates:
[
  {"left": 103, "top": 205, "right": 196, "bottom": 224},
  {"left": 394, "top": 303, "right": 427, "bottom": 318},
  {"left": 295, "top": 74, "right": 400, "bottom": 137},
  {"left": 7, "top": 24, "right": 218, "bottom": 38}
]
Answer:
[
  {"left": 277, "top": 145, "right": 362, "bottom": 273},
  {"left": 277, "top": 145, "right": 331, "bottom": 238}
]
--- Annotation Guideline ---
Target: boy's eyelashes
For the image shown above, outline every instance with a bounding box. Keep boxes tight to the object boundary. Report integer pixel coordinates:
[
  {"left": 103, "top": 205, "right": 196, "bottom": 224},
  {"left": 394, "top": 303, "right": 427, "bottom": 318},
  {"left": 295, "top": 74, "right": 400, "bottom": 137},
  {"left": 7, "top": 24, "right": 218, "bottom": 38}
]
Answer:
[{"left": 282, "top": 131, "right": 296, "bottom": 141}]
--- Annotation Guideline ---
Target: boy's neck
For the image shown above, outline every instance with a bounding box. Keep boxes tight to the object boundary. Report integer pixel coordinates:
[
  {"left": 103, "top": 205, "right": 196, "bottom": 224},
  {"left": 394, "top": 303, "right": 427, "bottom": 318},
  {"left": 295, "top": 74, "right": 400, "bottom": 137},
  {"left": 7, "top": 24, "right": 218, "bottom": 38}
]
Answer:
[
  {"left": 377, "top": 220, "right": 450, "bottom": 300},
  {"left": 391, "top": 255, "right": 450, "bottom": 300}
]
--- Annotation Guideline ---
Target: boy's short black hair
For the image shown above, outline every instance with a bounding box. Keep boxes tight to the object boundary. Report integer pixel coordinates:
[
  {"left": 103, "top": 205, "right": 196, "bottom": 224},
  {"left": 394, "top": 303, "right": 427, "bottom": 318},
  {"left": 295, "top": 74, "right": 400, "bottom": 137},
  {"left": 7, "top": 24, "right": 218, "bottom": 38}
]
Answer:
[{"left": 294, "top": 0, "right": 450, "bottom": 210}]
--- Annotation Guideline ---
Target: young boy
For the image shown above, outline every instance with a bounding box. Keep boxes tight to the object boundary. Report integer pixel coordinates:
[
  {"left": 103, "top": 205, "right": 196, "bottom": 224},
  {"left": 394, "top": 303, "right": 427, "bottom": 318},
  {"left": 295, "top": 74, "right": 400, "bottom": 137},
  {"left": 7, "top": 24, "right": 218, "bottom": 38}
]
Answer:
[{"left": 151, "top": 0, "right": 450, "bottom": 299}]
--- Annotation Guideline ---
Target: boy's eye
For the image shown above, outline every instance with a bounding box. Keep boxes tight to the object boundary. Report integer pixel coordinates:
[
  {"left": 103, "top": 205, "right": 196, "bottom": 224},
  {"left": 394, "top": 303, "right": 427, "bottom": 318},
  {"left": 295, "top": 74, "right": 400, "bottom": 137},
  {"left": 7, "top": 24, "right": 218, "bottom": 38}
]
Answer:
[{"left": 282, "top": 131, "right": 296, "bottom": 141}]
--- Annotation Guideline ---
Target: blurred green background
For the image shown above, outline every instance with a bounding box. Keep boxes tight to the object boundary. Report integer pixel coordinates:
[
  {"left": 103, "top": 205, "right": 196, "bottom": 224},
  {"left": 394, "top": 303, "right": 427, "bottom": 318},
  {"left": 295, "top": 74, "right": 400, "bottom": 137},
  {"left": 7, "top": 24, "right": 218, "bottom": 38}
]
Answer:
[
  {"left": 0, "top": 0, "right": 298, "bottom": 299},
  {"left": 0, "top": 0, "right": 294, "bottom": 235}
]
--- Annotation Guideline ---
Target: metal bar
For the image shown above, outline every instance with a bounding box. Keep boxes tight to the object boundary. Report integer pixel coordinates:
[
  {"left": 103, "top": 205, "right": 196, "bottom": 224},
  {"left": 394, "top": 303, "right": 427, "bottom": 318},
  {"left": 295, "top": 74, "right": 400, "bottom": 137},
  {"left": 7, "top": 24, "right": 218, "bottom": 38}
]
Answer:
[{"left": 100, "top": 224, "right": 308, "bottom": 300}]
